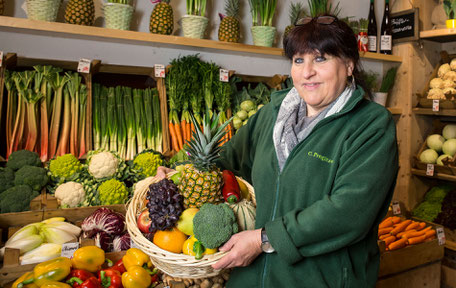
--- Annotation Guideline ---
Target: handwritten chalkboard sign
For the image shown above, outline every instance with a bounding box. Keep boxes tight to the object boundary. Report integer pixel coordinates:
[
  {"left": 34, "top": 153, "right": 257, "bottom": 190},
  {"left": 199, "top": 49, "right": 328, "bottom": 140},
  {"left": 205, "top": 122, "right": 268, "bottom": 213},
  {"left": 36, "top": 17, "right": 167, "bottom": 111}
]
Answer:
[{"left": 391, "top": 8, "right": 419, "bottom": 43}]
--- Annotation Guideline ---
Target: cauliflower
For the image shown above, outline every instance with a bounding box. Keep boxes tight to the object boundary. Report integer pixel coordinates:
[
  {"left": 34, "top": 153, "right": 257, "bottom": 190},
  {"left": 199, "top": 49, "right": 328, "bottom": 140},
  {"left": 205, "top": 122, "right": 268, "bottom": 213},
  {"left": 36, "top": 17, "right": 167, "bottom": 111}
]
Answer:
[
  {"left": 88, "top": 151, "right": 119, "bottom": 179},
  {"left": 49, "top": 154, "right": 83, "bottom": 180},
  {"left": 54, "top": 181, "right": 86, "bottom": 208},
  {"left": 98, "top": 179, "right": 129, "bottom": 205},
  {"left": 132, "top": 151, "right": 163, "bottom": 179},
  {"left": 7, "top": 150, "right": 42, "bottom": 171}
]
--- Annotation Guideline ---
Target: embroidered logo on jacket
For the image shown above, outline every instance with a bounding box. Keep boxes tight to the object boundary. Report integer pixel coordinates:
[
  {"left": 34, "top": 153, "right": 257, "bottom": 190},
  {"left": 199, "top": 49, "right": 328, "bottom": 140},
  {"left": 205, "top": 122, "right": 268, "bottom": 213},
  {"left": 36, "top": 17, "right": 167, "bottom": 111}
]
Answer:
[{"left": 307, "top": 151, "right": 334, "bottom": 164}]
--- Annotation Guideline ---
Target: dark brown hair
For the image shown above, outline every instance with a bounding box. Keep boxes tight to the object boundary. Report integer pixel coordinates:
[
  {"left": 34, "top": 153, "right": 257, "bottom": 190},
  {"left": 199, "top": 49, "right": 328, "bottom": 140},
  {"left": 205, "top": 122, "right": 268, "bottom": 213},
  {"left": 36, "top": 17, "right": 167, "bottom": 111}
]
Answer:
[{"left": 283, "top": 16, "right": 372, "bottom": 99}]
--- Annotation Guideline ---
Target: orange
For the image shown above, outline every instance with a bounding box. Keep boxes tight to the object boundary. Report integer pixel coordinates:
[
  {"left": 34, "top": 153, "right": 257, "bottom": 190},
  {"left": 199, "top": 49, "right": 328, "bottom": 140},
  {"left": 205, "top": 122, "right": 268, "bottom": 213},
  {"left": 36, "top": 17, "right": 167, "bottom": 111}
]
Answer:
[{"left": 153, "top": 227, "right": 188, "bottom": 253}]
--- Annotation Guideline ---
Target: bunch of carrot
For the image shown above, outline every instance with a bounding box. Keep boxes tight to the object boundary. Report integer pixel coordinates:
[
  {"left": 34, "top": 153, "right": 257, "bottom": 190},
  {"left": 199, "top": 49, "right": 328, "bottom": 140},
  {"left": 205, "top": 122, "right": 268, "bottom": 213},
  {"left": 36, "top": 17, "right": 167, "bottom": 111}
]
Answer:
[{"left": 378, "top": 216, "right": 437, "bottom": 251}]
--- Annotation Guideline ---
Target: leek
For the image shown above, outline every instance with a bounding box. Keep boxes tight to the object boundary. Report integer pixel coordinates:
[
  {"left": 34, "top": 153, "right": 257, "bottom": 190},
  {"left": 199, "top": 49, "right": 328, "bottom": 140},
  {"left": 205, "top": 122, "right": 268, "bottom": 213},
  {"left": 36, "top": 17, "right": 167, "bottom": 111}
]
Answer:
[
  {"left": 143, "top": 88, "right": 155, "bottom": 150},
  {"left": 20, "top": 243, "right": 62, "bottom": 265},
  {"left": 124, "top": 87, "right": 136, "bottom": 160},
  {"left": 133, "top": 89, "right": 146, "bottom": 153},
  {"left": 93, "top": 83, "right": 101, "bottom": 150},
  {"left": 99, "top": 86, "right": 109, "bottom": 151},
  {"left": 107, "top": 87, "right": 118, "bottom": 152},
  {"left": 116, "top": 86, "right": 127, "bottom": 159}
]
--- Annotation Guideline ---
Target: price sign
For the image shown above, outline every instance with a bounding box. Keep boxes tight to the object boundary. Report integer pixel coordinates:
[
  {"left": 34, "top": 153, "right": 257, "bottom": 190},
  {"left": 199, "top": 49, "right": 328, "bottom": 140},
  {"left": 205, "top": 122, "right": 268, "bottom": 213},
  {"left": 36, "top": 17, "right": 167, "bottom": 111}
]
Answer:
[
  {"left": 432, "top": 100, "right": 440, "bottom": 112},
  {"left": 426, "top": 164, "right": 435, "bottom": 176},
  {"left": 436, "top": 227, "right": 446, "bottom": 245},
  {"left": 78, "top": 58, "right": 91, "bottom": 73},
  {"left": 61, "top": 242, "right": 79, "bottom": 258},
  {"left": 155, "top": 64, "right": 165, "bottom": 78},
  {"left": 219, "top": 69, "right": 229, "bottom": 82},
  {"left": 392, "top": 201, "right": 401, "bottom": 215},
  {"left": 0, "top": 51, "right": 3, "bottom": 67}
]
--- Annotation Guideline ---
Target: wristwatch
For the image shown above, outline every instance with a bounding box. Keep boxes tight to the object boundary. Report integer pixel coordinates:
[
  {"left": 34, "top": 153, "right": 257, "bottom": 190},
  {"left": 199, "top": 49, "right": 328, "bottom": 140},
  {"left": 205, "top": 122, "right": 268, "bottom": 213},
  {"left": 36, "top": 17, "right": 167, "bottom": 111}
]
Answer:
[{"left": 261, "top": 227, "right": 275, "bottom": 253}]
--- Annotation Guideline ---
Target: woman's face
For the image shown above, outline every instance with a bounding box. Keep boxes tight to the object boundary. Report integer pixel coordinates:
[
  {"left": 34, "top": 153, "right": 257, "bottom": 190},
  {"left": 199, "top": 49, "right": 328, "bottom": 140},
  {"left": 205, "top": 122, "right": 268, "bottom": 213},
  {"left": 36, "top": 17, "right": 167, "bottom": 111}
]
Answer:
[{"left": 291, "top": 52, "right": 354, "bottom": 117}]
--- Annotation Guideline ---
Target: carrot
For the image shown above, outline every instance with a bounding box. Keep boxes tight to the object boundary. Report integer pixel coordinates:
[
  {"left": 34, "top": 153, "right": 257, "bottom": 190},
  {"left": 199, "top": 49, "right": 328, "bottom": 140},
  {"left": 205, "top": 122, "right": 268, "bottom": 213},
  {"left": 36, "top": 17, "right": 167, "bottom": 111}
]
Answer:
[
  {"left": 421, "top": 226, "right": 432, "bottom": 232},
  {"left": 426, "top": 235, "right": 436, "bottom": 241},
  {"left": 424, "top": 229, "right": 436, "bottom": 239},
  {"left": 379, "top": 234, "right": 392, "bottom": 240},
  {"left": 388, "top": 238, "right": 408, "bottom": 250},
  {"left": 383, "top": 235, "right": 396, "bottom": 246},
  {"left": 174, "top": 122, "right": 183, "bottom": 150},
  {"left": 396, "top": 230, "right": 413, "bottom": 238},
  {"left": 401, "top": 230, "right": 425, "bottom": 239},
  {"left": 405, "top": 221, "right": 420, "bottom": 231},
  {"left": 378, "top": 227, "right": 394, "bottom": 236},
  {"left": 186, "top": 122, "right": 191, "bottom": 142},
  {"left": 416, "top": 222, "right": 427, "bottom": 231},
  {"left": 169, "top": 122, "right": 179, "bottom": 152},
  {"left": 391, "top": 216, "right": 402, "bottom": 224},
  {"left": 379, "top": 217, "right": 394, "bottom": 229},
  {"left": 407, "top": 235, "right": 427, "bottom": 245},
  {"left": 181, "top": 119, "right": 187, "bottom": 143},
  {"left": 390, "top": 219, "right": 412, "bottom": 236}
]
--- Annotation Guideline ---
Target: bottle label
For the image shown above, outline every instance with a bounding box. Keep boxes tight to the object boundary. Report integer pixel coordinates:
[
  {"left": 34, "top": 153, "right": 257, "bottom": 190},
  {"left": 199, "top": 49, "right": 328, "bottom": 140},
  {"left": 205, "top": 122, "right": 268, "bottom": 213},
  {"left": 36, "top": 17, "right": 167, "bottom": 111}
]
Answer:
[
  {"left": 380, "top": 35, "right": 392, "bottom": 51},
  {"left": 368, "top": 36, "right": 377, "bottom": 52}
]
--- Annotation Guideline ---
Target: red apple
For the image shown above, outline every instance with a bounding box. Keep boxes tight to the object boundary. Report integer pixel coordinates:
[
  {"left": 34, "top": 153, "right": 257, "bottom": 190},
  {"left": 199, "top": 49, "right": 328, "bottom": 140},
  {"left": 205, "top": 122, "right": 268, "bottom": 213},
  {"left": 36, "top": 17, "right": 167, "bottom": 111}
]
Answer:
[{"left": 137, "top": 209, "right": 151, "bottom": 233}]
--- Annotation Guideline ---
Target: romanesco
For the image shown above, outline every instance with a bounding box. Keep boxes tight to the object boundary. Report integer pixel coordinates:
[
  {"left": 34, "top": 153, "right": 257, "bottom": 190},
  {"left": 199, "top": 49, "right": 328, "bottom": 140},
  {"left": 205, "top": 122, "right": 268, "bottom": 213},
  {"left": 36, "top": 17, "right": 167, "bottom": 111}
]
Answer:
[
  {"left": 133, "top": 151, "right": 163, "bottom": 179},
  {"left": 98, "top": 179, "right": 129, "bottom": 205},
  {"left": 49, "top": 154, "right": 83, "bottom": 180},
  {"left": 14, "top": 165, "right": 48, "bottom": 191},
  {"left": 7, "top": 150, "right": 42, "bottom": 171}
]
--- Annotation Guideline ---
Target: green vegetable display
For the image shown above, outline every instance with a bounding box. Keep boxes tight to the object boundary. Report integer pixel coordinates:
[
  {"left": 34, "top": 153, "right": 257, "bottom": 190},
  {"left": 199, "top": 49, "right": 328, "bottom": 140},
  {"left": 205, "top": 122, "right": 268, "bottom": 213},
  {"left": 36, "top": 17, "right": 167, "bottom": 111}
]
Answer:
[
  {"left": 48, "top": 154, "right": 83, "bottom": 181},
  {"left": 0, "top": 185, "right": 39, "bottom": 213},
  {"left": 0, "top": 167, "right": 15, "bottom": 195},
  {"left": 6, "top": 150, "right": 42, "bottom": 171},
  {"left": 193, "top": 203, "right": 238, "bottom": 249},
  {"left": 412, "top": 185, "right": 453, "bottom": 222},
  {"left": 14, "top": 165, "right": 48, "bottom": 192},
  {"left": 97, "top": 179, "right": 129, "bottom": 205},
  {"left": 132, "top": 150, "right": 164, "bottom": 179}
]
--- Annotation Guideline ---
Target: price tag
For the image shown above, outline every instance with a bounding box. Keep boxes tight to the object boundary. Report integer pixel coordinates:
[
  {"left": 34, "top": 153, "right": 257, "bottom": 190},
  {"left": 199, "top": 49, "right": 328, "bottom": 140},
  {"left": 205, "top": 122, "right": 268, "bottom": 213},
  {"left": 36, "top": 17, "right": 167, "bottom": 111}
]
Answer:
[
  {"left": 130, "top": 239, "right": 140, "bottom": 249},
  {"left": 154, "top": 64, "right": 165, "bottom": 78},
  {"left": 426, "top": 163, "right": 435, "bottom": 176},
  {"left": 0, "top": 51, "right": 3, "bottom": 67},
  {"left": 432, "top": 100, "right": 440, "bottom": 112},
  {"left": 77, "top": 58, "right": 91, "bottom": 73},
  {"left": 219, "top": 69, "right": 229, "bottom": 82},
  {"left": 61, "top": 242, "right": 80, "bottom": 258},
  {"left": 436, "top": 227, "right": 446, "bottom": 245},
  {"left": 392, "top": 201, "right": 401, "bottom": 215}
]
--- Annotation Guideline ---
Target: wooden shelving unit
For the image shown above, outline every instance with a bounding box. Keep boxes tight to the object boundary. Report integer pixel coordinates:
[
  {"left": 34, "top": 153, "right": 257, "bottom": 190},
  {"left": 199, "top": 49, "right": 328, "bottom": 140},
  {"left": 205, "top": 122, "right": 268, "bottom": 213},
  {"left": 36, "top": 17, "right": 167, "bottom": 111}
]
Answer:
[
  {"left": 411, "top": 168, "right": 456, "bottom": 182},
  {"left": 420, "top": 28, "right": 456, "bottom": 43},
  {"left": 413, "top": 108, "right": 456, "bottom": 116},
  {"left": 388, "top": 107, "right": 402, "bottom": 115},
  {"left": 0, "top": 16, "right": 402, "bottom": 62}
]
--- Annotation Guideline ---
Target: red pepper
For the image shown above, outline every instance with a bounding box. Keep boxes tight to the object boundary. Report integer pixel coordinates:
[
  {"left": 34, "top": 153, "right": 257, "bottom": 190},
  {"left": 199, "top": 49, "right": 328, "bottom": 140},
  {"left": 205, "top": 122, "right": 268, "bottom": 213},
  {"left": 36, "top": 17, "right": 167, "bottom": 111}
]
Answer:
[
  {"left": 222, "top": 170, "right": 241, "bottom": 204},
  {"left": 98, "top": 269, "right": 123, "bottom": 288},
  {"left": 66, "top": 270, "right": 95, "bottom": 288},
  {"left": 67, "top": 277, "right": 101, "bottom": 288},
  {"left": 111, "top": 259, "right": 126, "bottom": 275}
]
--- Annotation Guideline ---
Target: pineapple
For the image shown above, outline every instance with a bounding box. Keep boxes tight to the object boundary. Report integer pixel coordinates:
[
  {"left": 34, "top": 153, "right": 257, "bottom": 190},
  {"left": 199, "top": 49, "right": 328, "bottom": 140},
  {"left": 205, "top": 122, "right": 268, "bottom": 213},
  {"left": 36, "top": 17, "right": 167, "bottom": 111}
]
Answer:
[
  {"left": 218, "top": 0, "right": 240, "bottom": 43},
  {"left": 284, "top": 2, "right": 306, "bottom": 40},
  {"left": 178, "top": 113, "right": 231, "bottom": 209},
  {"left": 0, "top": 0, "right": 4, "bottom": 16},
  {"left": 64, "top": 0, "right": 95, "bottom": 26},
  {"left": 149, "top": 0, "right": 174, "bottom": 35}
]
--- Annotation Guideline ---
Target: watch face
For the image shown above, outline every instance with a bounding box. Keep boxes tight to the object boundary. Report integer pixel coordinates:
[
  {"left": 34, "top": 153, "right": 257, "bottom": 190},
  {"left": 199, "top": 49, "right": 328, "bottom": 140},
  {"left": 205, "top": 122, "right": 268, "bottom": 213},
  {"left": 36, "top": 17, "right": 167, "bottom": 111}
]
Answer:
[{"left": 261, "top": 242, "right": 275, "bottom": 253}]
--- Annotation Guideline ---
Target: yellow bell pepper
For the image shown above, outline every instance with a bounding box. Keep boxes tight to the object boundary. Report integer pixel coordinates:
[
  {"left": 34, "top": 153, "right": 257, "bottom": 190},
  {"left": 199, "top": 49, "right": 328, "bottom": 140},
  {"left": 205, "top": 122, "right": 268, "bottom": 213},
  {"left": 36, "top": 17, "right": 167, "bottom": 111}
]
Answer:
[
  {"left": 12, "top": 272, "right": 38, "bottom": 288},
  {"left": 17, "top": 257, "right": 72, "bottom": 288},
  {"left": 121, "top": 266, "right": 151, "bottom": 288},
  {"left": 122, "top": 248, "right": 152, "bottom": 271},
  {"left": 40, "top": 281, "right": 72, "bottom": 288},
  {"left": 182, "top": 236, "right": 217, "bottom": 260},
  {"left": 71, "top": 246, "right": 105, "bottom": 273}
]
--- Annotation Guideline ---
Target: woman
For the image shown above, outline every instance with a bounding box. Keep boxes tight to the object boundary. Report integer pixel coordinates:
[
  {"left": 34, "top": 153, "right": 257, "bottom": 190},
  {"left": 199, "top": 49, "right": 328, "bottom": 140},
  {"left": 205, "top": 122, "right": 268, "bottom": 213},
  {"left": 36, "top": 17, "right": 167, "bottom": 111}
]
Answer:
[{"left": 159, "top": 15, "right": 398, "bottom": 288}]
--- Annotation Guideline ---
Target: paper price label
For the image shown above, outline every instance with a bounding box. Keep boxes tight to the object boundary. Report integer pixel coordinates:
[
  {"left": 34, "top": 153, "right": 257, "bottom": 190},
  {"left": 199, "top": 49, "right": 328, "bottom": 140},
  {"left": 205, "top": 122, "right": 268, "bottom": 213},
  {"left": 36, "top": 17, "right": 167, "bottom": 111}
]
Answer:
[
  {"left": 433, "top": 100, "right": 440, "bottom": 112},
  {"left": 392, "top": 201, "right": 401, "bottom": 215},
  {"left": 61, "top": 242, "right": 79, "bottom": 258},
  {"left": 155, "top": 64, "right": 165, "bottom": 78},
  {"left": 78, "top": 58, "right": 91, "bottom": 73},
  {"left": 220, "top": 69, "right": 229, "bottom": 82},
  {"left": 0, "top": 51, "right": 3, "bottom": 67},
  {"left": 426, "top": 164, "right": 435, "bottom": 176},
  {"left": 437, "top": 227, "right": 446, "bottom": 245}
]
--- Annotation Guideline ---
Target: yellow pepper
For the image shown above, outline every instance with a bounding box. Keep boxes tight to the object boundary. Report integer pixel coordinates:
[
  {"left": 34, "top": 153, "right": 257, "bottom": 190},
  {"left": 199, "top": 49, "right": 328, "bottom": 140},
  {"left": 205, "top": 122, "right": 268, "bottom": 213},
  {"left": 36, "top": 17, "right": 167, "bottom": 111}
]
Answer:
[
  {"left": 17, "top": 257, "right": 72, "bottom": 288},
  {"left": 182, "top": 236, "right": 217, "bottom": 260},
  {"left": 122, "top": 248, "right": 152, "bottom": 271},
  {"left": 71, "top": 246, "right": 105, "bottom": 273},
  {"left": 121, "top": 266, "right": 151, "bottom": 288},
  {"left": 40, "top": 281, "right": 72, "bottom": 288},
  {"left": 12, "top": 272, "right": 38, "bottom": 288}
]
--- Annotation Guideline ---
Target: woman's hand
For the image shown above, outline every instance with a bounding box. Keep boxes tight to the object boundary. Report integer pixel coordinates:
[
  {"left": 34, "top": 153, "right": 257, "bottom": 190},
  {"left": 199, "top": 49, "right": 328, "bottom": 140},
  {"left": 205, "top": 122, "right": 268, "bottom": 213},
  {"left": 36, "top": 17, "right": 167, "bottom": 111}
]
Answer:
[
  {"left": 212, "top": 229, "right": 263, "bottom": 270},
  {"left": 156, "top": 166, "right": 175, "bottom": 180}
]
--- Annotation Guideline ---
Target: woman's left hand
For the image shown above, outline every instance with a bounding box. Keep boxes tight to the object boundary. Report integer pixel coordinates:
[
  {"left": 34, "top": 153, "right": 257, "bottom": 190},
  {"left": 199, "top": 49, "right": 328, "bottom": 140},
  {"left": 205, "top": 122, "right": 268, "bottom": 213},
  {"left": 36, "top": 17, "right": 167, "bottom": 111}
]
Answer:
[{"left": 212, "top": 229, "right": 263, "bottom": 270}]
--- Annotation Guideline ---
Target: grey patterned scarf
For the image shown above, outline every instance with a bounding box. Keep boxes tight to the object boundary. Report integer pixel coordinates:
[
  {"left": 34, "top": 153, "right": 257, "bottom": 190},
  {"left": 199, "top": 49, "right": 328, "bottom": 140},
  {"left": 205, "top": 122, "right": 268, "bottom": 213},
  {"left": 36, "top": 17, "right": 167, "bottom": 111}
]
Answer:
[{"left": 273, "top": 87, "right": 354, "bottom": 170}]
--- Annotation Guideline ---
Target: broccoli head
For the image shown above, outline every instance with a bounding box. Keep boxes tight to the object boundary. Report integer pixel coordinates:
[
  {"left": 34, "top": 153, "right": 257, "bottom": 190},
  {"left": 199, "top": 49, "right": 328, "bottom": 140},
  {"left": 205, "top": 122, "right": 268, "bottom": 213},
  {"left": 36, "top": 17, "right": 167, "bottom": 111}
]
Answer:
[
  {"left": 193, "top": 203, "right": 238, "bottom": 249},
  {"left": 7, "top": 150, "right": 42, "bottom": 171},
  {"left": 0, "top": 185, "right": 39, "bottom": 213},
  {"left": 14, "top": 165, "right": 48, "bottom": 191},
  {"left": 0, "top": 167, "right": 15, "bottom": 194}
]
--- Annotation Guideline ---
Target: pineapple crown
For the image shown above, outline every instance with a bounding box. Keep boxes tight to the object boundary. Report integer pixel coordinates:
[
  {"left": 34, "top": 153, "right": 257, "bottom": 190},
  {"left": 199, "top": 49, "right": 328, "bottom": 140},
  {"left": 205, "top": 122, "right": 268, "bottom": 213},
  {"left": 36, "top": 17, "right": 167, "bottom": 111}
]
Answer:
[
  {"left": 224, "top": 0, "right": 240, "bottom": 18},
  {"left": 186, "top": 111, "right": 232, "bottom": 172}
]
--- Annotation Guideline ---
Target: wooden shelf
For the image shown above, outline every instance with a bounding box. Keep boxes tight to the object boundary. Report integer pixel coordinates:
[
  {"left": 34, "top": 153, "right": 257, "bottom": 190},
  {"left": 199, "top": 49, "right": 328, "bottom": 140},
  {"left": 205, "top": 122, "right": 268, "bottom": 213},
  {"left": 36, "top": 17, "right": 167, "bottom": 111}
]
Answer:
[
  {"left": 388, "top": 107, "right": 402, "bottom": 115},
  {"left": 420, "top": 28, "right": 456, "bottom": 43},
  {"left": 413, "top": 108, "right": 456, "bottom": 116},
  {"left": 411, "top": 168, "right": 456, "bottom": 182},
  {"left": 0, "top": 16, "right": 402, "bottom": 62}
]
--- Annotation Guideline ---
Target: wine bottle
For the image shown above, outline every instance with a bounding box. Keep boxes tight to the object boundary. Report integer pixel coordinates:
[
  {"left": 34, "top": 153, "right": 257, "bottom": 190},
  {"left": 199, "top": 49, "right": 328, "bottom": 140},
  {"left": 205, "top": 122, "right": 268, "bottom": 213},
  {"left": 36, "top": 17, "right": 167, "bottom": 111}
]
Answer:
[
  {"left": 380, "top": 0, "right": 392, "bottom": 55},
  {"left": 367, "top": 0, "right": 377, "bottom": 53}
]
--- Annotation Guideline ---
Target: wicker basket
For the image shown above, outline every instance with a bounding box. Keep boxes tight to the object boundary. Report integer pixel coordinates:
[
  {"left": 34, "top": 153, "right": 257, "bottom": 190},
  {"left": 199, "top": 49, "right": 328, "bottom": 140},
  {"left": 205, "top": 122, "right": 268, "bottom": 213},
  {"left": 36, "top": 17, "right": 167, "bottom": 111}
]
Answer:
[
  {"left": 251, "top": 26, "right": 276, "bottom": 47},
  {"left": 181, "top": 15, "right": 208, "bottom": 39},
  {"left": 26, "top": 0, "right": 61, "bottom": 22},
  {"left": 126, "top": 172, "right": 255, "bottom": 279},
  {"left": 103, "top": 2, "right": 134, "bottom": 31}
]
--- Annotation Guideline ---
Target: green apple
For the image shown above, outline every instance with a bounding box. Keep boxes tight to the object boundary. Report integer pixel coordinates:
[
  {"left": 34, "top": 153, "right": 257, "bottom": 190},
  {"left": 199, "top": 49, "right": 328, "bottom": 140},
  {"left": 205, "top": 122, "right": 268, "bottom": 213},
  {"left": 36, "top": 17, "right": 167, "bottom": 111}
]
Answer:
[{"left": 177, "top": 207, "right": 199, "bottom": 236}]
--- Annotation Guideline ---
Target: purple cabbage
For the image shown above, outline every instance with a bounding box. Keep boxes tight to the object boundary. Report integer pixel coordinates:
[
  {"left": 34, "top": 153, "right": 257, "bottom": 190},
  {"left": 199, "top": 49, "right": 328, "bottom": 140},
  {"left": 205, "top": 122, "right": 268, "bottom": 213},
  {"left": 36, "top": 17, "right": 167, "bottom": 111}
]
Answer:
[
  {"left": 112, "top": 232, "right": 131, "bottom": 252},
  {"left": 81, "top": 207, "right": 126, "bottom": 237},
  {"left": 94, "top": 231, "right": 113, "bottom": 252}
]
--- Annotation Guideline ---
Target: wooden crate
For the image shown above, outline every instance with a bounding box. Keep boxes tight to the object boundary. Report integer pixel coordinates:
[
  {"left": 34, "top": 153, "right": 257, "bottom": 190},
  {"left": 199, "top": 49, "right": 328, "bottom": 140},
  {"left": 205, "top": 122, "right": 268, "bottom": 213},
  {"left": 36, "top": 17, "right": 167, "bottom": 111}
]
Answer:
[
  {"left": 376, "top": 261, "right": 441, "bottom": 288},
  {"left": 442, "top": 264, "right": 456, "bottom": 288}
]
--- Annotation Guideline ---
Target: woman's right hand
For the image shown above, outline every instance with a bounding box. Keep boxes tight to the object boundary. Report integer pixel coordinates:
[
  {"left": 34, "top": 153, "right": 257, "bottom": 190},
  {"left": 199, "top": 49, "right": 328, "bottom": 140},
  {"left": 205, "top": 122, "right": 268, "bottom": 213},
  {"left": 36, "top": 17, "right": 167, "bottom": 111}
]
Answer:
[{"left": 156, "top": 166, "right": 175, "bottom": 180}]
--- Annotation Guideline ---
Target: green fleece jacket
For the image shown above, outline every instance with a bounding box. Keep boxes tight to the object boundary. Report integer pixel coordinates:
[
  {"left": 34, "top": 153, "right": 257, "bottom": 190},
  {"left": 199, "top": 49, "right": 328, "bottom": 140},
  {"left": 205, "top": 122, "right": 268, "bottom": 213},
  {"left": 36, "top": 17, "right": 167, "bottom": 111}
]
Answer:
[{"left": 218, "top": 86, "right": 398, "bottom": 288}]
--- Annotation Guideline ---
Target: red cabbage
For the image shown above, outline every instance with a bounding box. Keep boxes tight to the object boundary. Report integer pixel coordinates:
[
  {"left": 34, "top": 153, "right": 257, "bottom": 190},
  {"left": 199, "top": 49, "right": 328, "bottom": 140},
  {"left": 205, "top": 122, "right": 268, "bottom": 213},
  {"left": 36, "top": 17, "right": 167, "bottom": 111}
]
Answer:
[
  {"left": 81, "top": 207, "right": 126, "bottom": 236},
  {"left": 113, "top": 232, "right": 131, "bottom": 252},
  {"left": 94, "top": 231, "right": 113, "bottom": 252}
]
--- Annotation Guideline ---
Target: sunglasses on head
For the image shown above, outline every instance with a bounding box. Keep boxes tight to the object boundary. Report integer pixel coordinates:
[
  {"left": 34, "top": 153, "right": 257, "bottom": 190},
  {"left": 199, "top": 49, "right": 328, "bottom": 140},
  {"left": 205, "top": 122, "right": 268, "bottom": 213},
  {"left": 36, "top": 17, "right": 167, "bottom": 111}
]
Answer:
[{"left": 296, "top": 16, "right": 338, "bottom": 26}]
